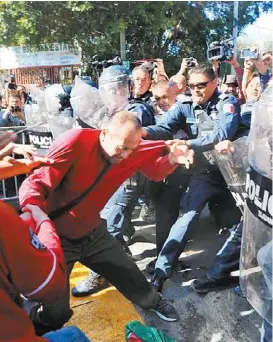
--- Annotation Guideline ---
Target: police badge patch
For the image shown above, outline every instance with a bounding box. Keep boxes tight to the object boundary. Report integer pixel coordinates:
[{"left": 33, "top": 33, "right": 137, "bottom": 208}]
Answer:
[
  {"left": 29, "top": 228, "right": 46, "bottom": 250},
  {"left": 223, "top": 104, "right": 235, "bottom": 113}
]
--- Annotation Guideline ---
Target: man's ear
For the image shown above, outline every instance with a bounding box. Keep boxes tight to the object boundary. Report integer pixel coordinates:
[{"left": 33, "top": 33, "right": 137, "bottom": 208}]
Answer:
[{"left": 100, "top": 129, "right": 107, "bottom": 141}]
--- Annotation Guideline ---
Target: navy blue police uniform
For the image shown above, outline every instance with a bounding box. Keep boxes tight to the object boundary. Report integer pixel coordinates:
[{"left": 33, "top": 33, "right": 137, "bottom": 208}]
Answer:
[
  {"left": 101, "top": 91, "right": 157, "bottom": 250},
  {"left": 145, "top": 90, "right": 241, "bottom": 286}
]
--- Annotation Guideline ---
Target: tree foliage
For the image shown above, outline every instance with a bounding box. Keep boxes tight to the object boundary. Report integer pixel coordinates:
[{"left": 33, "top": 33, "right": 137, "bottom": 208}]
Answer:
[{"left": 0, "top": 1, "right": 271, "bottom": 74}]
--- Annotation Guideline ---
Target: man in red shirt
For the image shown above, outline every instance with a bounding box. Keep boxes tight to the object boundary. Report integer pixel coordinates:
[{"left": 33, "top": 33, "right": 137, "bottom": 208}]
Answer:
[
  {"left": 0, "top": 131, "right": 89, "bottom": 341},
  {"left": 19, "top": 110, "right": 194, "bottom": 332}
]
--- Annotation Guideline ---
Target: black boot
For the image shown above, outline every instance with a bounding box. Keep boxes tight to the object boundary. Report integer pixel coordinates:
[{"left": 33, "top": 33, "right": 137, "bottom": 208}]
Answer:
[
  {"left": 71, "top": 271, "right": 109, "bottom": 297},
  {"left": 151, "top": 274, "right": 166, "bottom": 293},
  {"left": 191, "top": 275, "right": 239, "bottom": 294},
  {"left": 145, "top": 258, "right": 157, "bottom": 275}
]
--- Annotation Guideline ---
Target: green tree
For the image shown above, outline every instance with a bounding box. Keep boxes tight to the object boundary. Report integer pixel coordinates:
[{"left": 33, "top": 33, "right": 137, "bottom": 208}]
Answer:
[{"left": 0, "top": 1, "right": 271, "bottom": 75}]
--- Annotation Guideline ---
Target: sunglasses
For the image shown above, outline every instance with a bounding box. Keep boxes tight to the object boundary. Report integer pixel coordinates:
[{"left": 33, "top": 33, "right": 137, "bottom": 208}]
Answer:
[{"left": 188, "top": 81, "right": 211, "bottom": 90}]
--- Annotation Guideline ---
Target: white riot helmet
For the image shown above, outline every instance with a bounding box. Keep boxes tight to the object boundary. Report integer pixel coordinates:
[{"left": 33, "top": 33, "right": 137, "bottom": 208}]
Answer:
[{"left": 99, "top": 65, "right": 131, "bottom": 113}]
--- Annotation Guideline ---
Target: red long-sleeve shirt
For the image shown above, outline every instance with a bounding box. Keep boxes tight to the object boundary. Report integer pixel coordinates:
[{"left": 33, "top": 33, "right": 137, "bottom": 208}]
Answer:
[
  {"left": 0, "top": 201, "right": 66, "bottom": 341},
  {"left": 19, "top": 128, "right": 177, "bottom": 239}
]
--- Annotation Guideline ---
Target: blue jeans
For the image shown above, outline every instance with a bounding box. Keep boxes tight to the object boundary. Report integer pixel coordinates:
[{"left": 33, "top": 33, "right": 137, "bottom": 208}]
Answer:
[
  {"left": 101, "top": 174, "right": 160, "bottom": 237},
  {"left": 101, "top": 182, "right": 138, "bottom": 237},
  {"left": 43, "top": 326, "right": 90, "bottom": 341}
]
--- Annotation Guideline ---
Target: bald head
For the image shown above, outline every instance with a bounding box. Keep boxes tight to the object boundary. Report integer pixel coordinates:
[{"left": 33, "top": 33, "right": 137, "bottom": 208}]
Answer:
[
  {"left": 169, "top": 74, "right": 187, "bottom": 95},
  {"left": 106, "top": 111, "right": 142, "bottom": 132},
  {"left": 100, "top": 111, "right": 143, "bottom": 164}
]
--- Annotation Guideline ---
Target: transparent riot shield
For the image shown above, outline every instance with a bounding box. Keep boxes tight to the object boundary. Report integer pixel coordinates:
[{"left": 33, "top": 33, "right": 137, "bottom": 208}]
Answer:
[
  {"left": 44, "top": 84, "right": 76, "bottom": 139},
  {"left": 25, "top": 86, "right": 53, "bottom": 156},
  {"left": 240, "top": 83, "right": 273, "bottom": 324},
  {"left": 70, "top": 77, "right": 110, "bottom": 129},
  {"left": 212, "top": 136, "right": 249, "bottom": 213}
]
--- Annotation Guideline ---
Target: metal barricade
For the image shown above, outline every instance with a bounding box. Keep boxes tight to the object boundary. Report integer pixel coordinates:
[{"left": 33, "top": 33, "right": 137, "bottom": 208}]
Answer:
[{"left": 0, "top": 126, "right": 30, "bottom": 205}]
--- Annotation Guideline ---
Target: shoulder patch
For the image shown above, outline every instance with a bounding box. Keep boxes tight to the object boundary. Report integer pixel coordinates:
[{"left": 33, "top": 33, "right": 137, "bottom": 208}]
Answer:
[
  {"left": 223, "top": 103, "right": 235, "bottom": 113},
  {"left": 29, "top": 228, "right": 46, "bottom": 250}
]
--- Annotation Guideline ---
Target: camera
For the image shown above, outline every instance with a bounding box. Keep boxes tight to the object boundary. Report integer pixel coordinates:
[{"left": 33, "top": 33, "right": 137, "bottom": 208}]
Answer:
[
  {"left": 8, "top": 106, "right": 21, "bottom": 113},
  {"left": 207, "top": 38, "right": 234, "bottom": 62},
  {"left": 8, "top": 83, "right": 17, "bottom": 90},
  {"left": 240, "top": 48, "right": 259, "bottom": 60},
  {"left": 92, "top": 56, "right": 123, "bottom": 70},
  {"left": 186, "top": 57, "right": 197, "bottom": 68}
]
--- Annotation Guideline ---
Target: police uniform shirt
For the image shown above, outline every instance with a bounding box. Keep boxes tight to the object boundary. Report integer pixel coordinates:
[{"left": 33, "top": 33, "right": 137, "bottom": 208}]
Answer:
[
  {"left": 145, "top": 90, "right": 240, "bottom": 152},
  {"left": 128, "top": 91, "right": 156, "bottom": 127},
  {"left": 156, "top": 101, "right": 188, "bottom": 139}
]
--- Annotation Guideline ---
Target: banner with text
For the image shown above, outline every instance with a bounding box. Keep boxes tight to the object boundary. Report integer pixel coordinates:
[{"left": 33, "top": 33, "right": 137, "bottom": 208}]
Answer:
[{"left": 0, "top": 43, "right": 81, "bottom": 69}]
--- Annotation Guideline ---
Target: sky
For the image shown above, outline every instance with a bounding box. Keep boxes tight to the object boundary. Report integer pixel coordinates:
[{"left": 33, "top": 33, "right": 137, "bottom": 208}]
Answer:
[{"left": 238, "top": 12, "right": 273, "bottom": 50}]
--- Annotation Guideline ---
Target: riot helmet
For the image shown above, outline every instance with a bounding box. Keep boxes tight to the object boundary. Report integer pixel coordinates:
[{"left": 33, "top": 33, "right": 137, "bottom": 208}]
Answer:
[{"left": 99, "top": 65, "right": 131, "bottom": 113}]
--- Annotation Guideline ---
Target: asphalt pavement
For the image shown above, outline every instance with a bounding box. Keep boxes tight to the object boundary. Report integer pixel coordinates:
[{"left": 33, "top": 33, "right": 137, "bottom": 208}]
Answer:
[{"left": 129, "top": 205, "right": 262, "bottom": 342}]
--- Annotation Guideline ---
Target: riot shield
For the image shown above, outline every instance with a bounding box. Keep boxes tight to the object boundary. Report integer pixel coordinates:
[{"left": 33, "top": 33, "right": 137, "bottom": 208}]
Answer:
[
  {"left": 44, "top": 84, "right": 76, "bottom": 139},
  {"left": 25, "top": 86, "right": 53, "bottom": 155},
  {"left": 240, "top": 83, "right": 272, "bottom": 324},
  {"left": 212, "top": 136, "right": 249, "bottom": 213},
  {"left": 70, "top": 77, "right": 110, "bottom": 129}
]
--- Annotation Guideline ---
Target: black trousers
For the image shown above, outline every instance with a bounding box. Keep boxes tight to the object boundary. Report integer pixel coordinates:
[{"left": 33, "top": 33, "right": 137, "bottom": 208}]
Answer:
[{"left": 34, "top": 220, "right": 160, "bottom": 330}]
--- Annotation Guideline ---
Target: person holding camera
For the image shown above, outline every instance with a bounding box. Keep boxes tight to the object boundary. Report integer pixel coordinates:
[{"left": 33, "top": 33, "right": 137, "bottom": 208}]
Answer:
[
  {"left": 0, "top": 95, "right": 25, "bottom": 128},
  {"left": 246, "top": 48, "right": 272, "bottom": 92},
  {"left": 4, "top": 75, "right": 25, "bottom": 108},
  {"left": 142, "top": 63, "right": 241, "bottom": 292}
]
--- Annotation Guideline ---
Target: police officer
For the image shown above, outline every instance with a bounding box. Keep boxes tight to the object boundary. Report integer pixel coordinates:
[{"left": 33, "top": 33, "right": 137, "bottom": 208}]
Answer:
[
  {"left": 191, "top": 67, "right": 263, "bottom": 295},
  {"left": 191, "top": 137, "right": 248, "bottom": 294},
  {"left": 143, "top": 63, "right": 241, "bottom": 292},
  {"left": 100, "top": 65, "right": 157, "bottom": 250}
]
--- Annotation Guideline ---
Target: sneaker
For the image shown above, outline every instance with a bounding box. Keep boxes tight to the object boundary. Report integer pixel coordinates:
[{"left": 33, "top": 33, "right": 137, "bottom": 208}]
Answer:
[
  {"left": 139, "top": 203, "right": 156, "bottom": 223},
  {"left": 149, "top": 297, "right": 179, "bottom": 322},
  {"left": 191, "top": 275, "right": 239, "bottom": 294},
  {"left": 145, "top": 258, "right": 157, "bottom": 275},
  {"left": 151, "top": 274, "right": 166, "bottom": 293},
  {"left": 115, "top": 234, "right": 133, "bottom": 258},
  {"left": 72, "top": 272, "right": 109, "bottom": 297}
]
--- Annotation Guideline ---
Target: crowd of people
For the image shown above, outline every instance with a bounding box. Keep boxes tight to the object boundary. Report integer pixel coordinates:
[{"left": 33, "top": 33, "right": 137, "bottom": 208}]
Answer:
[{"left": 0, "top": 45, "right": 272, "bottom": 342}]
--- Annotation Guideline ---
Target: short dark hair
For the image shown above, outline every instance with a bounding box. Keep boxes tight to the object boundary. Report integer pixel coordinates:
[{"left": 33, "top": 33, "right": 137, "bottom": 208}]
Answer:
[{"left": 188, "top": 63, "right": 216, "bottom": 81}]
